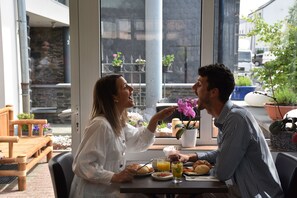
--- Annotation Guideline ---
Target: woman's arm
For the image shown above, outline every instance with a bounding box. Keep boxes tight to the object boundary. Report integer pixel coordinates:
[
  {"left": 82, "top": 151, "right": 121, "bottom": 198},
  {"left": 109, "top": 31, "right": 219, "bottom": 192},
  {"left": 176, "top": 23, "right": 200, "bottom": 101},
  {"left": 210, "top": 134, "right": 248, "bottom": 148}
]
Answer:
[{"left": 147, "top": 106, "right": 177, "bottom": 132}]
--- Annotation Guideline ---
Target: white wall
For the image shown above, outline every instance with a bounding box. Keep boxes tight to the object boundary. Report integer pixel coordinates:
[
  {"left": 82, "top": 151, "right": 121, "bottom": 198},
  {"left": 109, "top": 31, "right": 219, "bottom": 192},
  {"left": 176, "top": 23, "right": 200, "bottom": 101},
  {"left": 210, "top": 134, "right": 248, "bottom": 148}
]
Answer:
[
  {"left": 69, "top": 0, "right": 101, "bottom": 154},
  {"left": 262, "top": 0, "right": 295, "bottom": 25},
  {"left": 0, "top": 0, "right": 21, "bottom": 114},
  {"left": 26, "top": 0, "right": 69, "bottom": 26}
]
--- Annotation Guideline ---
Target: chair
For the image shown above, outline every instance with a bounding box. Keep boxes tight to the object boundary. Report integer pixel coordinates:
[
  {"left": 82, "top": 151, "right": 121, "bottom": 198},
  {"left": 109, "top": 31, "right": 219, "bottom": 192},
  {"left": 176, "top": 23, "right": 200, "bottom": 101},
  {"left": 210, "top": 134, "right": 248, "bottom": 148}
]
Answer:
[
  {"left": 0, "top": 105, "right": 53, "bottom": 191},
  {"left": 275, "top": 152, "right": 297, "bottom": 198},
  {"left": 48, "top": 151, "right": 74, "bottom": 198}
]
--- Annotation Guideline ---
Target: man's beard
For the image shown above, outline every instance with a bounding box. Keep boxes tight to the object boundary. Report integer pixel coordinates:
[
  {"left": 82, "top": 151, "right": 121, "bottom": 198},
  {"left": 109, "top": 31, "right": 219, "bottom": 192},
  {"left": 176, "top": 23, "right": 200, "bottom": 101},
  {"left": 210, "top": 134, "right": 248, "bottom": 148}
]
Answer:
[{"left": 197, "top": 99, "right": 205, "bottom": 110}]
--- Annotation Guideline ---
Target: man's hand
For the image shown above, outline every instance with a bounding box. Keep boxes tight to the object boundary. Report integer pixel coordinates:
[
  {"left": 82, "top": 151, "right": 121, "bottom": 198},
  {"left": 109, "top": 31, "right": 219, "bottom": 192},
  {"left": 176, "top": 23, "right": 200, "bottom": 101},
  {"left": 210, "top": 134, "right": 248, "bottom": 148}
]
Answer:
[
  {"left": 168, "top": 153, "right": 198, "bottom": 163},
  {"left": 168, "top": 153, "right": 189, "bottom": 162}
]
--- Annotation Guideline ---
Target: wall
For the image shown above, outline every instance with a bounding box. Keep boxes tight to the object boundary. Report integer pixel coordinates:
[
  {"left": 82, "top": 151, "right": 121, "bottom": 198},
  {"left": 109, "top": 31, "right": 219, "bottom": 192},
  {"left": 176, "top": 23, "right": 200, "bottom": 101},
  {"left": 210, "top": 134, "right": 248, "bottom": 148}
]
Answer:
[
  {"left": 262, "top": 0, "right": 295, "bottom": 25},
  {"left": 0, "top": 0, "right": 21, "bottom": 113},
  {"left": 29, "top": 27, "right": 70, "bottom": 123},
  {"left": 29, "top": 27, "right": 65, "bottom": 84},
  {"left": 31, "top": 84, "right": 71, "bottom": 124}
]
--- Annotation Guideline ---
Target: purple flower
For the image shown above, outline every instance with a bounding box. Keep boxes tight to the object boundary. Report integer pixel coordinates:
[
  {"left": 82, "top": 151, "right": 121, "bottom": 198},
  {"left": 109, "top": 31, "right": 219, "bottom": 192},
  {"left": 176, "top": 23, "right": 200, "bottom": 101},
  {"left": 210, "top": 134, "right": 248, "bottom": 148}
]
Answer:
[
  {"left": 175, "top": 98, "right": 199, "bottom": 139},
  {"left": 33, "top": 125, "right": 39, "bottom": 131},
  {"left": 177, "top": 98, "right": 197, "bottom": 119}
]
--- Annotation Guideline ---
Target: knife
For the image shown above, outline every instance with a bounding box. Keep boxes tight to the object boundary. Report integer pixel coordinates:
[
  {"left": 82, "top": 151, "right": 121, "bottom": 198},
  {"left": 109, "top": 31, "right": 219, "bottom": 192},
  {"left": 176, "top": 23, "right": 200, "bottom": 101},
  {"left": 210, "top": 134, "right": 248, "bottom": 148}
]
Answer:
[{"left": 137, "top": 159, "right": 154, "bottom": 171}]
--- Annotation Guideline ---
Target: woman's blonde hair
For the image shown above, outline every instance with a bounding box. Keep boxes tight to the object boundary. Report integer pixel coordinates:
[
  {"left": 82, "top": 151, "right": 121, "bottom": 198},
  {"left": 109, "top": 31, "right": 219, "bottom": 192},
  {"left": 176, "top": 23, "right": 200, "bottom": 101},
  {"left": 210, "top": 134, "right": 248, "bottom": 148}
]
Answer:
[{"left": 91, "top": 75, "right": 128, "bottom": 136}]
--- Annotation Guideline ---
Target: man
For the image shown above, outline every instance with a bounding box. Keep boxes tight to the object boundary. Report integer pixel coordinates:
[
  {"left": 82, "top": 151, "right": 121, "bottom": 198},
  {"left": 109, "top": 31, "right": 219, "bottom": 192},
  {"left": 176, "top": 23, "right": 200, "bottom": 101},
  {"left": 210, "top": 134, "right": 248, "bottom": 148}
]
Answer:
[{"left": 170, "top": 63, "right": 284, "bottom": 198}]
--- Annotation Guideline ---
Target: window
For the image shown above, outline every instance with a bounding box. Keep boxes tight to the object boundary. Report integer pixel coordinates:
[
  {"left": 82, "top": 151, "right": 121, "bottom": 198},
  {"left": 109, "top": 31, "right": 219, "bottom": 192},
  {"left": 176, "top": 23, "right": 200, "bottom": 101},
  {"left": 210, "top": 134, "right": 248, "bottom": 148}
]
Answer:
[
  {"left": 70, "top": 0, "right": 243, "bottom": 150},
  {"left": 99, "top": 0, "right": 233, "bottom": 145}
]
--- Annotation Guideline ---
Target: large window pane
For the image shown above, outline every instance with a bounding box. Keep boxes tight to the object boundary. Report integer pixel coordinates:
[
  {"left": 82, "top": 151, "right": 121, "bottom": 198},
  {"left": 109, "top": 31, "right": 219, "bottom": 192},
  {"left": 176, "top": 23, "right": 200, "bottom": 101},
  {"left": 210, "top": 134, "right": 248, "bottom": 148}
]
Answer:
[{"left": 100, "top": 0, "right": 202, "bottom": 142}]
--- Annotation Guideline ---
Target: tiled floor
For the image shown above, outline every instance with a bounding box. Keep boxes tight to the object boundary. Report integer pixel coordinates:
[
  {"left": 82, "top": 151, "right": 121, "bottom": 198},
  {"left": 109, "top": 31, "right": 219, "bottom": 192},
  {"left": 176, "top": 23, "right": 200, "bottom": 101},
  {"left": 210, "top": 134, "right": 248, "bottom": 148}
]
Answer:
[{"left": 0, "top": 154, "right": 57, "bottom": 198}]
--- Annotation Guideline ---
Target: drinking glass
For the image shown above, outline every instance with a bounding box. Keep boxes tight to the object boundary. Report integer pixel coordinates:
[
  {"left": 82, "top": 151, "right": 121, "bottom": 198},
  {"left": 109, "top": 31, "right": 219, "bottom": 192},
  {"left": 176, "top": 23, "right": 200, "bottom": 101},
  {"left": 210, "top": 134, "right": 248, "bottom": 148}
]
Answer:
[
  {"left": 171, "top": 161, "right": 183, "bottom": 183},
  {"left": 157, "top": 158, "right": 171, "bottom": 172}
]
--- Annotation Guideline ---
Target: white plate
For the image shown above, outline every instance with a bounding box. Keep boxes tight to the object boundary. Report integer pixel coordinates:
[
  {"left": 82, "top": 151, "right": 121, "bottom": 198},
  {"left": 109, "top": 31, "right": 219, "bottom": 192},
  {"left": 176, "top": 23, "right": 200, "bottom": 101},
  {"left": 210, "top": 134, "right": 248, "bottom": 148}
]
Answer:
[
  {"left": 183, "top": 171, "right": 209, "bottom": 176},
  {"left": 134, "top": 170, "right": 154, "bottom": 177},
  {"left": 151, "top": 172, "right": 173, "bottom": 180},
  {"left": 183, "top": 167, "right": 210, "bottom": 176}
]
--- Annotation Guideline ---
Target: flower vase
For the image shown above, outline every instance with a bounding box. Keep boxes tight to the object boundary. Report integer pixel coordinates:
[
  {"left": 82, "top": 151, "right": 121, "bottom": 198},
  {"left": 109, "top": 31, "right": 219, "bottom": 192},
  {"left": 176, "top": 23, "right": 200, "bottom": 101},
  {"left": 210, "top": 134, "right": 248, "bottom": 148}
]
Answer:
[
  {"left": 180, "top": 129, "right": 197, "bottom": 147},
  {"left": 113, "top": 65, "right": 122, "bottom": 73},
  {"left": 134, "top": 64, "right": 145, "bottom": 72},
  {"left": 163, "top": 65, "right": 170, "bottom": 73}
]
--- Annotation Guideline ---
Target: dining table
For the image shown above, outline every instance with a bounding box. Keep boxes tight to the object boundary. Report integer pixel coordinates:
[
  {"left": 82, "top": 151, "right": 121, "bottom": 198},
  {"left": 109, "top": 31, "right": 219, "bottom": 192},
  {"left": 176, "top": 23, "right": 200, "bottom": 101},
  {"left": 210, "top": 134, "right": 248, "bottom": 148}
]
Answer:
[{"left": 120, "top": 171, "right": 228, "bottom": 196}]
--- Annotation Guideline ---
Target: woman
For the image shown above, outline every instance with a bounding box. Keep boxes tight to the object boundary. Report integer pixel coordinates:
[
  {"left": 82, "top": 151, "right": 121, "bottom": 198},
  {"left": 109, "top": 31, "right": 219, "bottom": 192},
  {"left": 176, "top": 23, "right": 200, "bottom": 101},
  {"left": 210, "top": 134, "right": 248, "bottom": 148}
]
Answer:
[{"left": 70, "top": 74, "right": 176, "bottom": 198}]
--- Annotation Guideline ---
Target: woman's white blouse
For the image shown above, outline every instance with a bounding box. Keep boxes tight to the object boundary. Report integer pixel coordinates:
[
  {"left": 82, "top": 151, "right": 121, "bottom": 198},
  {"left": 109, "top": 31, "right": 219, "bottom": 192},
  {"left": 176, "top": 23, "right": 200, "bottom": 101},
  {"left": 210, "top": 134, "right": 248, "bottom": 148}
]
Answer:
[{"left": 69, "top": 116, "right": 155, "bottom": 198}]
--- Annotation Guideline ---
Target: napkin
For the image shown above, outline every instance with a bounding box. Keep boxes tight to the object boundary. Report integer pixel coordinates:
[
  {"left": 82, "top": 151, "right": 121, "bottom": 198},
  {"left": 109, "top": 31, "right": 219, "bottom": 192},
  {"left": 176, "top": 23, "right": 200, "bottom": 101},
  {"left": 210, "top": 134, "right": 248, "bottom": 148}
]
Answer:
[
  {"left": 163, "top": 146, "right": 179, "bottom": 157},
  {"left": 184, "top": 175, "right": 219, "bottom": 181}
]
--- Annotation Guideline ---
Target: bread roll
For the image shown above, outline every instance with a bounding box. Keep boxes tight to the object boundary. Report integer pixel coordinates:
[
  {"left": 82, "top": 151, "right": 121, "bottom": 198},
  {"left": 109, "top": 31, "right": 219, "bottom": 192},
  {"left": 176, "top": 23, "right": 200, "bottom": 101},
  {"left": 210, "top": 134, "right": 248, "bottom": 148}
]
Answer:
[
  {"left": 193, "top": 160, "right": 212, "bottom": 170},
  {"left": 194, "top": 164, "right": 210, "bottom": 175},
  {"left": 192, "top": 160, "right": 212, "bottom": 175}
]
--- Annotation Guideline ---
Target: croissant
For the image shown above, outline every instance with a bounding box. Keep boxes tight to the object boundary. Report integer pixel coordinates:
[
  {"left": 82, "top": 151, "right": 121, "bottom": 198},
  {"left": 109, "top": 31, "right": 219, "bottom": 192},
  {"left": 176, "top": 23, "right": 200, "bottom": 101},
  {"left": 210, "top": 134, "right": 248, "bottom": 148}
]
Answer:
[{"left": 126, "top": 163, "right": 152, "bottom": 174}]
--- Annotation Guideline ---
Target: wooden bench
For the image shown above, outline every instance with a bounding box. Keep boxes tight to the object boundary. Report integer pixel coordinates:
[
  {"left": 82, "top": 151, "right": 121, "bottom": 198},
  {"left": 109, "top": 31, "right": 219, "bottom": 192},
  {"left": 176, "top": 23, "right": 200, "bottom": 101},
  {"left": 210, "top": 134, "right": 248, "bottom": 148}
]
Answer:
[{"left": 0, "top": 105, "right": 53, "bottom": 191}]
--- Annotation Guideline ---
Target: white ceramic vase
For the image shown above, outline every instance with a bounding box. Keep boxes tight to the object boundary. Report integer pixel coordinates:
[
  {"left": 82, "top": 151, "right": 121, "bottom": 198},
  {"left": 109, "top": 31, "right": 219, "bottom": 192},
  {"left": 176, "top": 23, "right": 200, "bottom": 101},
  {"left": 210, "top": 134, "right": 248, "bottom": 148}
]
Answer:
[{"left": 180, "top": 129, "right": 197, "bottom": 147}]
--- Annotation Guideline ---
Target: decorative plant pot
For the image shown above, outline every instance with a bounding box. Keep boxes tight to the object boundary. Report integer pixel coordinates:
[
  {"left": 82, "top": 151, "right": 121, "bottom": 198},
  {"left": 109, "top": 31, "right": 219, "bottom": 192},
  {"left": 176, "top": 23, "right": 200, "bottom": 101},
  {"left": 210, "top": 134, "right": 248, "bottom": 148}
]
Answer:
[
  {"left": 162, "top": 65, "right": 170, "bottom": 73},
  {"left": 180, "top": 129, "right": 197, "bottom": 147},
  {"left": 270, "top": 132, "right": 297, "bottom": 151},
  {"left": 230, "top": 86, "right": 256, "bottom": 101},
  {"left": 264, "top": 104, "right": 297, "bottom": 121},
  {"left": 112, "top": 65, "right": 122, "bottom": 73},
  {"left": 134, "top": 64, "right": 145, "bottom": 72},
  {"left": 244, "top": 91, "right": 271, "bottom": 107}
]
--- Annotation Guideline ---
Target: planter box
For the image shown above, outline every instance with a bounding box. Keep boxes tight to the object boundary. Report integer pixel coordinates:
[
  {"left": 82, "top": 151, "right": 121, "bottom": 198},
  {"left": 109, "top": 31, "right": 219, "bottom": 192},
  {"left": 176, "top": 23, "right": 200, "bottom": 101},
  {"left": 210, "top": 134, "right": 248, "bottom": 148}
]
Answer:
[
  {"left": 231, "top": 86, "right": 256, "bottom": 101},
  {"left": 270, "top": 132, "right": 297, "bottom": 151},
  {"left": 264, "top": 104, "right": 297, "bottom": 121}
]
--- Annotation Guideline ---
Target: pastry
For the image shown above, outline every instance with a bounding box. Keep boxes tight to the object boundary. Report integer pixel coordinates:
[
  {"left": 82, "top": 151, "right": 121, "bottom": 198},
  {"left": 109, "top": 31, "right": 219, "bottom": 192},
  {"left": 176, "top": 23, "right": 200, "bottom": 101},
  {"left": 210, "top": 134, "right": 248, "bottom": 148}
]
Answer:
[
  {"left": 192, "top": 160, "right": 212, "bottom": 174},
  {"left": 194, "top": 164, "right": 210, "bottom": 174},
  {"left": 137, "top": 165, "right": 150, "bottom": 174}
]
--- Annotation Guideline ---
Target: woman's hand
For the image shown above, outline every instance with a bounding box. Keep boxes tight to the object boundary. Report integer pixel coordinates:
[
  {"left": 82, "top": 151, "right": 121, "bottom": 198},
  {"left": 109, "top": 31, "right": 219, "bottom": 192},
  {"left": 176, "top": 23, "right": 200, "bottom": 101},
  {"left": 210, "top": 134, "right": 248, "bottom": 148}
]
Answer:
[
  {"left": 147, "top": 106, "right": 177, "bottom": 132},
  {"left": 111, "top": 168, "right": 136, "bottom": 183}
]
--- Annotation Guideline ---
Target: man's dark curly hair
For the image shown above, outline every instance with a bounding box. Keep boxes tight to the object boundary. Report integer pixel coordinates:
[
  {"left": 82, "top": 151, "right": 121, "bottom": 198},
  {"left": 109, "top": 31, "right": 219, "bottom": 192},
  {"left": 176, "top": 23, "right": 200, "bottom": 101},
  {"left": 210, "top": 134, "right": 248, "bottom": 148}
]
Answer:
[{"left": 198, "top": 63, "right": 235, "bottom": 102}]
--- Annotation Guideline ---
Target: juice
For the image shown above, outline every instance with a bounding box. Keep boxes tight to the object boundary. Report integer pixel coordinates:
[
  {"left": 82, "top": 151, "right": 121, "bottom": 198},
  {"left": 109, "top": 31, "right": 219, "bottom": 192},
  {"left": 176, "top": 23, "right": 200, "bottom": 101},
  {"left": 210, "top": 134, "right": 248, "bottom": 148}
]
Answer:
[
  {"left": 171, "top": 161, "right": 183, "bottom": 183},
  {"left": 157, "top": 159, "right": 170, "bottom": 172}
]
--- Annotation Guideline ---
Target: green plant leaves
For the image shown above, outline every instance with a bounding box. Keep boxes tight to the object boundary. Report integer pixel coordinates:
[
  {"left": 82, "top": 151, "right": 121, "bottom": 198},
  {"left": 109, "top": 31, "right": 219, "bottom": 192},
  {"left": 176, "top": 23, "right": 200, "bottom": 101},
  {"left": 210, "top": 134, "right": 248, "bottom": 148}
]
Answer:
[{"left": 176, "top": 128, "right": 186, "bottom": 140}]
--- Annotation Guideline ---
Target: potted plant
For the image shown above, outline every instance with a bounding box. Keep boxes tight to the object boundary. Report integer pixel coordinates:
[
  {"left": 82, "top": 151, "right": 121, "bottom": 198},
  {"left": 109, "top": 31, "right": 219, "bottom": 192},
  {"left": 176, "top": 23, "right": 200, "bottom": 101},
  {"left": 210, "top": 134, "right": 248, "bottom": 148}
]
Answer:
[
  {"left": 156, "top": 121, "right": 172, "bottom": 137},
  {"left": 17, "top": 113, "right": 35, "bottom": 132},
  {"left": 174, "top": 98, "right": 199, "bottom": 147},
  {"left": 246, "top": 12, "right": 297, "bottom": 120},
  {"left": 112, "top": 52, "right": 123, "bottom": 73},
  {"left": 231, "top": 75, "right": 256, "bottom": 101},
  {"left": 33, "top": 123, "right": 52, "bottom": 135},
  {"left": 264, "top": 87, "right": 297, "bottom": 120},
  {"left": 269, "top": 115, "right": 297, "bottom": 151},
  {"left": 135, "top": 58, "right": 146, "bottom": 72},
  {"left": 162, "top": 54, "right": 175, "bottom": 72}
]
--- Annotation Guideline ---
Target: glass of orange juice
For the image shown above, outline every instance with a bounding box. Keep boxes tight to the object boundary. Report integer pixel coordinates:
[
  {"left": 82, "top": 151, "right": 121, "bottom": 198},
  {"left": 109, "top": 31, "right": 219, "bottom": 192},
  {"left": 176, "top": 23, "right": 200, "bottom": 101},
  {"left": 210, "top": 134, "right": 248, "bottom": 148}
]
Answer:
[{"left": 157, "top": 158, "right": 171, "bottom": 172}]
